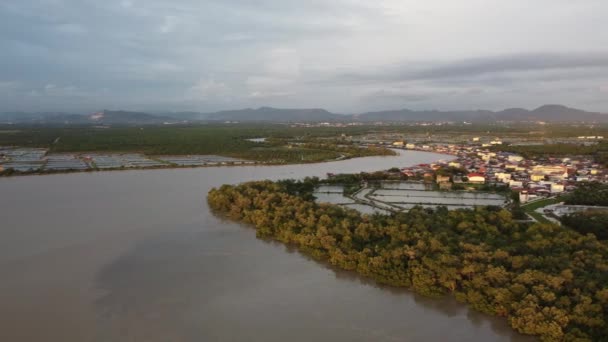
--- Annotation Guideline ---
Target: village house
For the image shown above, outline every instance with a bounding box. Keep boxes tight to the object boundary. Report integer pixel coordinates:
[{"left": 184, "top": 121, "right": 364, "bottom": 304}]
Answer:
[
  {"left": 482, "top": 154, "right": 493, "bottom": 162},
  {"left": 495, "top": 172, "right": 512, "bottom": 183},
  {"left": 508, "top": 155, "right": 524, "bottom": 163},
  {"left": 533, "top": 165, "right": 567, "bottom": 175},
  {"left": 509, "top": 180, "right": 524, "bottom": 188},
  {"left": 530, "top": 173, "right": 545, "bottom": 182},
  {"left": 467, "top": 173, "right": 486, "bottom": 184},
  {"left": 519, "top": 190, "right": 531, "bottom": 204},
  {"left": 436, "top": 175, "right": 451, "bottom": 184},
  {"left": 551, "top": 183, "right": 565, "bottom": 193}
]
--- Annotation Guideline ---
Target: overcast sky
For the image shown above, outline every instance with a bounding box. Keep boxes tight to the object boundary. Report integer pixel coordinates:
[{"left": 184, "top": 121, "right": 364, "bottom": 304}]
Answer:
[{"left": 1, "top": 0, "right": 608, "bottom": 113}]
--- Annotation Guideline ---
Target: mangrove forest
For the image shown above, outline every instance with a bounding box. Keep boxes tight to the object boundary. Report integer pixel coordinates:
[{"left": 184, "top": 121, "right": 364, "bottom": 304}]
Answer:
[{"left": 208, "top": 179, "right": 608, "bottom": 342}]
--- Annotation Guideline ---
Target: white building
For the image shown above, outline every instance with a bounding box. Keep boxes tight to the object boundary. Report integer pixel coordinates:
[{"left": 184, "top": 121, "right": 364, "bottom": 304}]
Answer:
[
  {"left": 495, "top": 172, "right": 512, "bottom": 183},
  {"left": 508, "top": 155, "right": 524, "bottom": 163},
  {"left": 533, "top": 165, "right": 566, "bottom": 175},
  {"left": 550, "top": 184, "right": 565, "bottom": 193},
  {"left": 519, "top": 191, "right": 530, "bottom": 204},
  {"left": 509, "top": 180, "right": 524, "bottom": 188},
  {"left": 531, "top": 173, "right": 545, "bottom": 182},
  {"left": 467, "top": 173, "right": 486, "bottom": 184}
]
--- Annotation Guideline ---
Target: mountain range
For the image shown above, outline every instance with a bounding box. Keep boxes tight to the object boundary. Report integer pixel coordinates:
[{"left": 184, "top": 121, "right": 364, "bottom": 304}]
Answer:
[{"left": 1, "top": 105, "right": 607, "bottom": 125}]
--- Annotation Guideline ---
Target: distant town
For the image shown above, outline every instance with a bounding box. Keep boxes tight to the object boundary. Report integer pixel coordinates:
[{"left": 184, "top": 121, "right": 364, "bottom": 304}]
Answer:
[{"left": 356, "top": 133, "right": 608, "bottom": 223}]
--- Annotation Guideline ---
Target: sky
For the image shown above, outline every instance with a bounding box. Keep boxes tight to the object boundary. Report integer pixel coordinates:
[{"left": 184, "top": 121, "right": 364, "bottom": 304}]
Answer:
[{"left": 1, "top": 0, "right": 608, "bottom": 113}]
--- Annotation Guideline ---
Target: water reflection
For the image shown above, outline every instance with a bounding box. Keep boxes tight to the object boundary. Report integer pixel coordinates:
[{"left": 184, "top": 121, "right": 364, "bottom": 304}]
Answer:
[{"left": 95, "top": 224, "right": 533, "bottom": 342}]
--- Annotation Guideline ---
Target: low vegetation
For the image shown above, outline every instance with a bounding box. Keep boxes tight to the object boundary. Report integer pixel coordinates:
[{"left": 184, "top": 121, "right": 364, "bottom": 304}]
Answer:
[{"left": 0, "top": 124, "right": 394, "bottom": 163}]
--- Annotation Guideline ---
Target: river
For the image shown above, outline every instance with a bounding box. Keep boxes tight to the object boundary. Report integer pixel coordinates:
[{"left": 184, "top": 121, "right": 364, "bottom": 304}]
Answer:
[{"left": 0, "top": 150, "right": 533, "bottom": 341}]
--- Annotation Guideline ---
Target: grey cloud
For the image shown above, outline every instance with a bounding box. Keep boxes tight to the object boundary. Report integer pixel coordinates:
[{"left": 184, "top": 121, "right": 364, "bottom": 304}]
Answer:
[
  {"left": 1, "top": 0, "right": 608, "bottom": 112},
  {"left": 411, "top": 53, "right": 608, "bottom": 80},
  {"left": 332, "top": 53, "right": 608, "bottom": 85}
]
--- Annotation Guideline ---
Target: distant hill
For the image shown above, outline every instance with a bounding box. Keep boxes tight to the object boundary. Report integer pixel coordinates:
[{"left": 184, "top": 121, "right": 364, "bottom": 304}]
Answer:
[
  {"left": 353, "top": 109, "right": 496, "bottom": 122},
  {"left": 355, "top": 105, "right": 608, "bottom": 122},
  {"left": 89, "top": 110, "right": 175, "bottom": 124},
  {"left": 203, "top": 107, "right": 342, "bottom": 122},
  {"left": 1, "top": 105, "right": 607, "bottom": 124},
  {"left": 196, "top": 105, "right": 608, "bottom": 123},
  {"left": 0, "top": 112, "right": 90, "bottom": 124},
  {"left": 0, "top": 110, "right": 177, "bottom": 125},
  {"left": 158, "top": 111, "right": 207, "bottom": 121},
  {"left": 496, "top": 104, "right": 605, "bottom": 122}
]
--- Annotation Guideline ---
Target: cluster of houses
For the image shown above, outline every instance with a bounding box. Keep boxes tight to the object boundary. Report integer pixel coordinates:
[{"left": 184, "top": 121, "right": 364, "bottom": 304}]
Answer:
[{"left": 398, "top": 143, "right": 607, "bottom": 203}]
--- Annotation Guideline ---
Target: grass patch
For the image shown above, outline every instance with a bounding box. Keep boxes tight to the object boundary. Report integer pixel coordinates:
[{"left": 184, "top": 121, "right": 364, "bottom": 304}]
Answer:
[
  {"left": 521, "top": 197, "right": 563, "bottom": 211},
  {"left": 521, "top": 197, "right": 562, "bottom": 223}
]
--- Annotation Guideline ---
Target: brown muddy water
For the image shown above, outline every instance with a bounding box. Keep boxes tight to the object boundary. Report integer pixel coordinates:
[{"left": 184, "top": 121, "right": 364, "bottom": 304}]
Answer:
[{"left": 0, "top": 151, "right": 533, "bottom": 341}]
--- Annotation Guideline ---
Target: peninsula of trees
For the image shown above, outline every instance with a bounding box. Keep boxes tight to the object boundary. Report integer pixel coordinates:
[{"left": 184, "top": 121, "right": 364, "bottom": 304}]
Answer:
[{"left": 208, "top": 178, "right": 608, "bottom": 342}]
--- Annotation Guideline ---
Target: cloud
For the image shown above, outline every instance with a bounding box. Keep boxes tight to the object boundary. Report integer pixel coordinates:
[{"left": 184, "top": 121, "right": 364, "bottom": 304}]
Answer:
[
  {"left": 187, "top": 78, "right": 231, "bottom": 100},
  {"left": 0, "top": 81, "right": 18, "bottom": 90},
  {"left": 1, "top": 0, "right": 608, "bottom": 112},
  {"left": 248, "top": 90, "right": 293, "bottom": 99},
  {"left": 55, "top": 23, "right": 87, "bottom": 35},
  {"left": 120, "top": 0, "right": 133, "bottom": 9},
  {"left": 159, "top": 16, "right": 178, "bottom": 34},
  {"left": 330, "top": 53, "right": 608, "bottom": 85},
  {"left": 409, "top": 53, "right": 608, "bottom": 81},
  {"left": 263, "top": 48, "right": 301, "bottom": 77},
  {"left": 30, "top": 83, "right": 101, "bottom": 98},
  {"left": 221, "top": 33, "right": 254, "bottom": 42}
]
